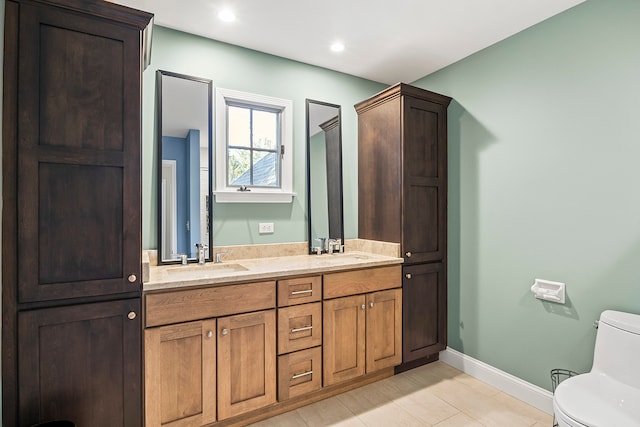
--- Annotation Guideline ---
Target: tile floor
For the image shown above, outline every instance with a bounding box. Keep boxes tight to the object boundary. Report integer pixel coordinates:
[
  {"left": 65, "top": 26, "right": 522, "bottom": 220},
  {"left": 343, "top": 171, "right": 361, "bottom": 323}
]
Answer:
[{"left": 249, "top": 361, "right": 552, "bottom": 427}]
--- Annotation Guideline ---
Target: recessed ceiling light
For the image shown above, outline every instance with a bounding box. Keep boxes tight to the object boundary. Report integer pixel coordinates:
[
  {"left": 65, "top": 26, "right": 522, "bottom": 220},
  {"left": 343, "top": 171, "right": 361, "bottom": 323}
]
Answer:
[
  {"left": 218, "top": 9, "right": 236, "bottom": 22},
  {"left": 330, "top": 42, "right": 345, "bottom": 53}
]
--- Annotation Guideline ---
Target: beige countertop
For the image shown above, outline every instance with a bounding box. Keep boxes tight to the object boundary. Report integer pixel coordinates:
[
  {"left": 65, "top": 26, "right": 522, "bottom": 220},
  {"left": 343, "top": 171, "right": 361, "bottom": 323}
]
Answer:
[{"left": 144, "top": 250, "right": 403, "bottom": 292}]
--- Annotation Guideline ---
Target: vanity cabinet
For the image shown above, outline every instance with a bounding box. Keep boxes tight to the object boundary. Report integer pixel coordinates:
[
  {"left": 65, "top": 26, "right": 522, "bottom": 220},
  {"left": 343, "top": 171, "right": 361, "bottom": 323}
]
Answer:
[
  {"left": 323, "top": 267, "right": 402, "bottom": 386},
  {"left": 143, "top": 266, "right": 401, "bottom": 426},
  {"left": 2, "top": 0, "right": 152, "bottom": 425},
  {"left": 144, "top": 282, "right": 277, "bottom": 426},
  {"left": 355, "top": 83, "right": 451, "bottom": 370}
]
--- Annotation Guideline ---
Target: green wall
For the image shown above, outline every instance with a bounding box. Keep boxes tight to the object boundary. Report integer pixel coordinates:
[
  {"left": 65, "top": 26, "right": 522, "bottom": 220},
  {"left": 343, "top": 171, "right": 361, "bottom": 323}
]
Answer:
[
  {"left": 142, "top": 26, "right": 385, "bottom": 248},
  {"left": 413, "top": 0, "right": 640, "bottom": 390}
]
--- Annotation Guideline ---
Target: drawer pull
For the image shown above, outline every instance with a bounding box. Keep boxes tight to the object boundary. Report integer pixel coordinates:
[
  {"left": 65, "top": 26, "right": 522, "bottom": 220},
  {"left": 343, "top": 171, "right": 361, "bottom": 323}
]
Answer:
[
  {"left": 405, "top": 273, "right": 412, "bottom": 279},
  {"left": 290, "top": 289, "right": 313, "bottom": 296},
  {"left": 291, "top": 370, "right": 313, "bottom": 380},
  {"left": 291, "top": 325, "right": 313, "bottom": 333}
]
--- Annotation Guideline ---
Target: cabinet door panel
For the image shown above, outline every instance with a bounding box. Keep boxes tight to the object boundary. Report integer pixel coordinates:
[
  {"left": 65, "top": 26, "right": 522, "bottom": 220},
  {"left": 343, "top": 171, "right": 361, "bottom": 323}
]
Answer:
[
  {"left": 218, "top": 310, "right": 276, "bottom": 420},
  {"left": 402, "top": 263, "right": 447, "bottom": 362},
  {"left": 366, "top": 289, "right": 402, "bottom": 372},
  {"left": 17, "top": 3, "right": 142, "bottom": 303},
  {"left": 323, "top": 295, "right": 366, "bottom": 386},
  {"left": 18, "top": 299, "right": 141, "bottom": 427},
  {"left": 402, "top": 96, "right": 447, "bottom": 264},
  {"left": 145, "top": 320, "right": 216, "bottom": 427}
]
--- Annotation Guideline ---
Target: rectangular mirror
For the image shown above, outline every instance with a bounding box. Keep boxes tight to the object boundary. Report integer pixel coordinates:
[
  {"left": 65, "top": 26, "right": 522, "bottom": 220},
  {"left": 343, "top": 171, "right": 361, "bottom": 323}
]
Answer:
[
  {"left": 157, "top": 70, "right": 213, "bottom": 263},
  {"left": 306, "top": 99, "right": 344, "bottom": 253}
]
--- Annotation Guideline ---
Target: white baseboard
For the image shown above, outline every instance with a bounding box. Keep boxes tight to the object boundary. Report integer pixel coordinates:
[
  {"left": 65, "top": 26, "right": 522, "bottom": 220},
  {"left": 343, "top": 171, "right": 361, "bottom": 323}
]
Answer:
[{"left": 439, "top": 347, "right": 554, "bottom": 415}]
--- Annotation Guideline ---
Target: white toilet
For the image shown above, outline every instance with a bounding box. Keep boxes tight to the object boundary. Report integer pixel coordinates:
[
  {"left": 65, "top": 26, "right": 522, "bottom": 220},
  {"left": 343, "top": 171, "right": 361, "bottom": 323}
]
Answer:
[{"left": 553, "top": 310, "right": 640, "bottom": 427}]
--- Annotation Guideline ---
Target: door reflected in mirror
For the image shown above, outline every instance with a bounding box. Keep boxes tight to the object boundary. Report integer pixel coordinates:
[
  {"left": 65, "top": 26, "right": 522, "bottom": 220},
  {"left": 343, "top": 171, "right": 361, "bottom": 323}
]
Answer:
[
  {"left": 306, "top": 99, "right": 344, "bottom": 254},
  {"left": 157, "top": 70, "right": 213, "bottom": 263}
]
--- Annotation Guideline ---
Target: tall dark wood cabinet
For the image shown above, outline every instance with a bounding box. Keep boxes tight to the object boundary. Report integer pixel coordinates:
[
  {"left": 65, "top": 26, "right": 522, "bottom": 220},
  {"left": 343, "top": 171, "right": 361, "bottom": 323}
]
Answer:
[
  {"left": 2, "top": 1, "right": 153, "bottom": 425},
  {"left": 355, "top": 83, "right": 451, "bottom": 371}
]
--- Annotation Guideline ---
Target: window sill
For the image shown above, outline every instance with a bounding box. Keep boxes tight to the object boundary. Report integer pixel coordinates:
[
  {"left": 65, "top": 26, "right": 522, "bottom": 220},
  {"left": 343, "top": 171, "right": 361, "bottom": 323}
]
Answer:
[{"left": 213, "top": 191, "right": 296, "bottom": 203}]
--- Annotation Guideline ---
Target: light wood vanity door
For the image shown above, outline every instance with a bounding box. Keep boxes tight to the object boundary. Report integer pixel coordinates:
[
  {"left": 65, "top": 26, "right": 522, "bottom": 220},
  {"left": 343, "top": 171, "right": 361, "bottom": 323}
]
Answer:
[
  {"left": 278, "top": 302, "right": 322, "bottom": 355},
  {"left": 278, "top": 347, "right": 322, "bottom": 401},
  {"left": 217, "top": 310, "right": 276, "bottom": 420},
  {"left": 277, "top": 276, "right": 322, "bottom": 307},
  {"left": 145, "top": 319, "right": 217, "bottom": 427},
  {"left": 323, "top": 295, "right": 366, "bottom": 386},
  {"left": 366, "top": 288, "right": 402, "bottom": 372}
]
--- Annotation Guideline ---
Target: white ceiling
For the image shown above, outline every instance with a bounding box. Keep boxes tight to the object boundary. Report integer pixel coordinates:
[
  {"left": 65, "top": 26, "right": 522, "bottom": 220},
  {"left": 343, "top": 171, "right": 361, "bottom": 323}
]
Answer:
[{"left": 114, "top": 0, "right": 585, "bottom": 84}]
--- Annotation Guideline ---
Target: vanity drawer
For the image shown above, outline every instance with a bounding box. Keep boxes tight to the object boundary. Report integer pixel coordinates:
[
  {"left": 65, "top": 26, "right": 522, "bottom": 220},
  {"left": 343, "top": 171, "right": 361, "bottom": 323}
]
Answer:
[
  {"left": 323, "top": 265, "right": 401, "bottom": 299},
  {"left": 277, "top": 276, "right": 322, "bottom": 307},
  {"left": 278, "top": 346, "right": 322, "bottom": 401},
  {"left": 277, "top": 302, "right": 322, "bottom": 355},
  {"left": 145, "top": 281, "right": 276, "bottom": 327}
]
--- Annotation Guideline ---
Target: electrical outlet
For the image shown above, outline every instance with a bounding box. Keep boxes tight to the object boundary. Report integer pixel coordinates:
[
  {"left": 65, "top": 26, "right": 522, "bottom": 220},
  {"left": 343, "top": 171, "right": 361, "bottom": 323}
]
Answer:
[{"left": 259, "top": 222, "right": 274, "bottom": 234}]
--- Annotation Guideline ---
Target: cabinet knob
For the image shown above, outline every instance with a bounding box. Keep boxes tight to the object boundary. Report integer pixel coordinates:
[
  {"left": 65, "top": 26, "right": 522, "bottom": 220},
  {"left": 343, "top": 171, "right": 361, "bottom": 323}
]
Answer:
[
  {"left": 221, "top": 328, "right": 229, "bottom": 336},
  {"left": 369, "top": 301, "right": 374, "bottom": 308},
  {"left": 206, "top": 330, "right": 213, "bottom": 338},
  {"left": 405, "top": 251, "right": 412, "bottom": 258},
  {"left": 127, "top": 311, "right": 136, "bottom": 320},
  {"left": 405, "top": 273, "right": 412, "bottom": 279},
  {"left": 361, "top": 304, "right": 366, "bottom": 310},
  {"left": 128, "top": 274, "right": 137, "bottom": 283}
]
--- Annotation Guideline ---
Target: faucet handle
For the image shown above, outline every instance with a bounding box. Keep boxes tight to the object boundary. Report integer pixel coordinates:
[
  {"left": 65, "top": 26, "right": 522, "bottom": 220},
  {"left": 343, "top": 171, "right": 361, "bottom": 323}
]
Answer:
[
  {"left": 195, "top": 243, "right": 209, "bottom": 265},
  {"left": 327, "top": 238, "right": 343, "bottom": 254},
  {"left": 315, "top": 237, "right": 327, "bottom": 251},
  {"left": 215, "top": 251, "right": 228, "bottom": 263}
]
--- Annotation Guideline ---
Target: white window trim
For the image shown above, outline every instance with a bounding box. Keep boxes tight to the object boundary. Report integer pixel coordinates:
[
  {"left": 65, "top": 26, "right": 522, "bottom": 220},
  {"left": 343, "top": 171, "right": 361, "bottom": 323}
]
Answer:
[{"left": 214, "top": 87, "right": 295, "bottom": 203}]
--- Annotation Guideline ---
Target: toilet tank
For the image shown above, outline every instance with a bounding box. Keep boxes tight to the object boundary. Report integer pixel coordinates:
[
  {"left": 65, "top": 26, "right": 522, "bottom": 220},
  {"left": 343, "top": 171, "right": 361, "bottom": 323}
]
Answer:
[{"left": 592, "top": 310, "right": 640, "bottom": 388}]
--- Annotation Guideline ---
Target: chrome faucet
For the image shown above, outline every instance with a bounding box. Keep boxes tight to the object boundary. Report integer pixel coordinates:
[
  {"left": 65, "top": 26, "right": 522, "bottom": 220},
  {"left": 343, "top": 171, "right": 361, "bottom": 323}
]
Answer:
[
  {"left": 195, "top": 243, "right": 208, "bottom": 265},
  {"left": 315, "top": 237, "right": 327, "bottom": 253},
  {"left": 327, "top": 238, "right": 343, "bottom": 255}
]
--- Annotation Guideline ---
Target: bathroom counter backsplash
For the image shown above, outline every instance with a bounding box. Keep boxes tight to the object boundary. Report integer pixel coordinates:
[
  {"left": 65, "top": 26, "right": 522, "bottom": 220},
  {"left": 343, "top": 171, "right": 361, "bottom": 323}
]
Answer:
[{"left": 143, "top": 239, "right": 402, "bottom": 292}]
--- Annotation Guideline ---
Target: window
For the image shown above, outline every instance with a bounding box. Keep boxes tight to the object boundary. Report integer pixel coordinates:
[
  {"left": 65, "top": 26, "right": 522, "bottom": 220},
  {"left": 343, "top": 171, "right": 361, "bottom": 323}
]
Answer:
[{"left": 215, "top": 88, "right": 294, "bottom": 202}]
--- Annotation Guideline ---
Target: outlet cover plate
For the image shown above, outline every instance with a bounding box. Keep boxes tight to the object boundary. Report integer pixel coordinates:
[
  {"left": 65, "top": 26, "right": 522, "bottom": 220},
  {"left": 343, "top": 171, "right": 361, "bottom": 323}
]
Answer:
[{"left": 259, "top": 222, "right": 274, "bottom": 234}]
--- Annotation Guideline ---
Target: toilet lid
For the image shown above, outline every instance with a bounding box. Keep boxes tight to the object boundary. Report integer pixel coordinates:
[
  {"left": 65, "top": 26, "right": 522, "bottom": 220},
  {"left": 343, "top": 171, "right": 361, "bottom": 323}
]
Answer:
[
  {"left": 600, "top": 310, "right": 640, "bottom": 335},
  {"left": 554, "top": 373, "right": 640, "bottom": 427}
]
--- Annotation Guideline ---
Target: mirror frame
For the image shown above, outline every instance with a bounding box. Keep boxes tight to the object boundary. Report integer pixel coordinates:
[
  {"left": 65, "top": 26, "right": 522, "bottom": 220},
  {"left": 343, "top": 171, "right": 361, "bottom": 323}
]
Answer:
[
  {"left": 156, "top": 70, "right": 213, "bottom": 264},
  {"left": 306, "top": 99, "right": 344, "bottom": 254}
]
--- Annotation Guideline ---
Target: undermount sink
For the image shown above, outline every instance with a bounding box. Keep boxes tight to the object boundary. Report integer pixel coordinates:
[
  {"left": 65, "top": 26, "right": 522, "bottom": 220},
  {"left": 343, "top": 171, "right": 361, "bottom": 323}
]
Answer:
[
  {"left": 166, "top": 263, "right": 249, "bottom": 277},
  {"left": 334, "top": 253, "right": 371, "bottom": 260},
  {"left": 314, "top": 253, "right": 373, "bottom": 263}
]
